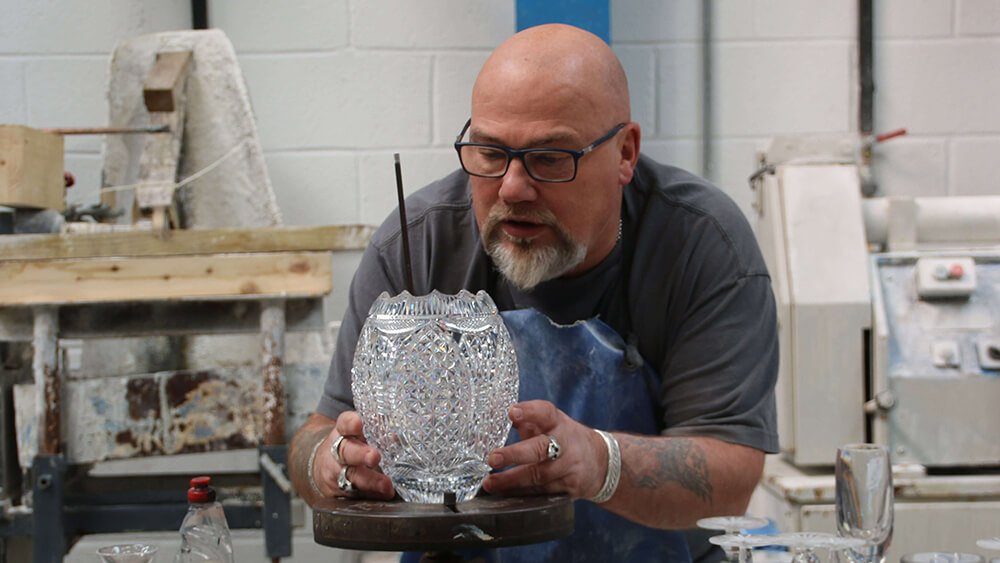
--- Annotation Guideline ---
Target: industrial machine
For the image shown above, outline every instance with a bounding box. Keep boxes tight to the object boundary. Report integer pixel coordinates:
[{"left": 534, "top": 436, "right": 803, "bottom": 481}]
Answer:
[{"left": 749, "top": 136, "right": 1000, "bottom": 557}]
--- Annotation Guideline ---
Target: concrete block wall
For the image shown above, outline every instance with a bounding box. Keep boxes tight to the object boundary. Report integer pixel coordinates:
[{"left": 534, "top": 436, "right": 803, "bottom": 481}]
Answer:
[
  {"left": 613, "top": 0, "right": 1000, "bottom": 215},
  {"left": 0, "top": 0, "right": 191, "bottom": 207},
  {"left": 212, "top": 0, "right": 514, "bottom": 228},
  {"left": 5, "top": 0, "right": 999, "bottom": 221},
  {"left": 2, "top": 0, "right": 999, "bottom": 267}
]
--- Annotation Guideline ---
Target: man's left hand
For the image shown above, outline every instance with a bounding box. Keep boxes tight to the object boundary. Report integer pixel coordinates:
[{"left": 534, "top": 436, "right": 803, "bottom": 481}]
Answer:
[{"left": 481, "top": 400, "right": 608, "bottom": 499}]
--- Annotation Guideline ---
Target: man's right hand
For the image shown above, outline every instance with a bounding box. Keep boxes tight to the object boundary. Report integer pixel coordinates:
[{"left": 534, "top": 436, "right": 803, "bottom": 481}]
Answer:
[{"left": 292, "top": 411, "right": 395, "bottom": 503}]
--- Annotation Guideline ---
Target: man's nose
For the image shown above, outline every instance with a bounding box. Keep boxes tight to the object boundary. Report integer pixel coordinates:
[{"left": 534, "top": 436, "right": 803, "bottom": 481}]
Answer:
[{"left": 497, "top": 157, "right": 538, "bottom": 203}]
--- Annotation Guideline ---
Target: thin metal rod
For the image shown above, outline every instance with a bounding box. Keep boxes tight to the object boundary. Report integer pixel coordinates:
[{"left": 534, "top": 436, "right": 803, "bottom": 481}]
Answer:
[
  {"left": 261, "top": 300, "right": 286, "bottom": 446},
  {"left": 701, "top": 0, "right": 713, "bottom": 179},
  {"left": 42, "top": 125, "right": 170, "bottom": 136},
  {"left": 394, "top": 153, "right": 415, "bottom": 294},
  {"left": 859, "top": 0, "right": 874, "bottom": 136}
]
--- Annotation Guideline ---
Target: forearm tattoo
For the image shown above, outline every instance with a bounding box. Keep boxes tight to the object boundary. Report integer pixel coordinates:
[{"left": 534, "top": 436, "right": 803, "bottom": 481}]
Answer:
[{"left": 626, "top": 437, "right": 713, "bottom": 503}]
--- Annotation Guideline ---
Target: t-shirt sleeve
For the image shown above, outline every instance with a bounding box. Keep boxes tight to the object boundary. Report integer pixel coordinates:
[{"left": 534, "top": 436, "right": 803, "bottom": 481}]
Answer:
[{"left": 658, "top": 272, "right": 780, "bottom": 453}]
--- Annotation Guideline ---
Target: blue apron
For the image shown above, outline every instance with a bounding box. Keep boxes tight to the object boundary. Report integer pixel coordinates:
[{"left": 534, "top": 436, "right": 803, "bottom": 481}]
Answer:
[
  {"left": 488, "top": 308, "right": 691, "bottom": 563},
  {"left": 401, "top": 309, "right": 691, "bottom": 562}
]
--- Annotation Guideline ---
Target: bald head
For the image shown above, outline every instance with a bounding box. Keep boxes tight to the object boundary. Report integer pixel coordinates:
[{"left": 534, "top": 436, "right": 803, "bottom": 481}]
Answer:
[{"left": 472, "top": 24, "right": 631, "bottom": 129}]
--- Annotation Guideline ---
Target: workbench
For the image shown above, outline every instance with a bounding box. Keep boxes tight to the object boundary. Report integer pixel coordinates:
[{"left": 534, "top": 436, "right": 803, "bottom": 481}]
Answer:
[{"left": 0, "top": 224, "right": 371, "bottom": 562}]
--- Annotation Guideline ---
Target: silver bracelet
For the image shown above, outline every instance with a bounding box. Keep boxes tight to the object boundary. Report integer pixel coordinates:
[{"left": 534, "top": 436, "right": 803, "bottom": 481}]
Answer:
[
  {"left": 589, "top": 430, "right": 621, "bottom": 504},
  {"left": 306, "top": 437, "right": 325, "bottom": 498}
]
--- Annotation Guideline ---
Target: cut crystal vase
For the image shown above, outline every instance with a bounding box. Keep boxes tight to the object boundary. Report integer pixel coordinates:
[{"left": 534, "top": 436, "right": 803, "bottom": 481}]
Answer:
[{"left": 351, "top": 290, "right": 519, "bottom": 503}]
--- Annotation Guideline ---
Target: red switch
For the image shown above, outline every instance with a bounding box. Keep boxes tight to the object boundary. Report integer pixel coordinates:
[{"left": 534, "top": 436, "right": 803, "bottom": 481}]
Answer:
[{"left": 949, "top": 263, "right": 965, "bottom": 279}]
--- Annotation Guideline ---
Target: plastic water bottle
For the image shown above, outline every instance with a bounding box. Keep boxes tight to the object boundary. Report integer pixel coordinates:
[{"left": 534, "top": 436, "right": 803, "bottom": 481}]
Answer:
[{"left": 174, "top": 476, "right": 235, "bottom": 563}]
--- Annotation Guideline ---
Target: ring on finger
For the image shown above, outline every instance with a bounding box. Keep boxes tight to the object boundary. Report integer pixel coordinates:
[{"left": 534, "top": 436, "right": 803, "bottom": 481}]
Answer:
[
  {"left": 546, "top": 435, "right": 562, "bottom": 461},
  {"left": 337, "top": 465, "right": 355, "bottom": 494},
  {"left": 331, "top": 434, "right": 348, "bottom": 466}
]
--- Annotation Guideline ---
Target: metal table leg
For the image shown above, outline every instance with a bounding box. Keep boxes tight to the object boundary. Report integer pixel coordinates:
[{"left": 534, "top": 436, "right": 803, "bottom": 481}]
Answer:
[{"left": 260, "top": 300, "right": 290, "bottom": 561}]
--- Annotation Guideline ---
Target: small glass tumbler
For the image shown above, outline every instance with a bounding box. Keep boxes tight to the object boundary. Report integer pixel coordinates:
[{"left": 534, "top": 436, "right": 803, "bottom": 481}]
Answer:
[
  {"left": 901, "top": 553, "right": 985, "bottom": 563},
  {"left": 96, "top": 543, "right": 158, "bottom": 563},
  {"left": 773, "top": 531, "right": 838, "bottom": 563},
  {"left": 976, "top": 538, "right": 1000, "bottom": 563},
  {"left": 708, "top": 533, "right": 773, "bottom": 563},
  {"left": 698, "top": 516, "right": 769, "bottom": 563}
]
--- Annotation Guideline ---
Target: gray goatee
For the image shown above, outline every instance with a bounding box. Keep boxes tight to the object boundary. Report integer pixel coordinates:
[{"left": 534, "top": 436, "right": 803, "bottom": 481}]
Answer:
[{"left": 482, "top": 204, "right": 586, "bottom": 291}]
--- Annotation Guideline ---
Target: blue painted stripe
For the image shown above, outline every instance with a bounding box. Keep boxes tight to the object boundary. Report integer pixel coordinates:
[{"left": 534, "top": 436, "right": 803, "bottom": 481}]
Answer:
[{"left": 516, "top": 0, "right": 610, "bottom": 44}]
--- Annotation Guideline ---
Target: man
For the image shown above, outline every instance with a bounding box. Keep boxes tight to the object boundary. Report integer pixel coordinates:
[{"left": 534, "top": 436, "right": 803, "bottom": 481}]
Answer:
[{"left": 290, "top": 23, "right": 778, "bottom": 562}]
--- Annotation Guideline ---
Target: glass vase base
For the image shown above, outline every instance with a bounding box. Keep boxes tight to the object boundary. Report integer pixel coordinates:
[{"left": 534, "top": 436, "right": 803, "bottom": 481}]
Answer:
[{"left": 393, "top": 473, "right": 484, "bottom": 503}]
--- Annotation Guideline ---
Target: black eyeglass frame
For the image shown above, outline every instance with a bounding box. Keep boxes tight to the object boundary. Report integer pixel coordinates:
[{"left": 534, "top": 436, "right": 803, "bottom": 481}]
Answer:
[{"left": 453, "top": 118, "right": 627, "bottom": 183}]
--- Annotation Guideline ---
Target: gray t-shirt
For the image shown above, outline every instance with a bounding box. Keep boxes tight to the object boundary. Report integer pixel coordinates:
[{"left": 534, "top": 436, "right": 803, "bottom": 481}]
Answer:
[{"left": 318, "top": 154, "right": 779, "bottom": 453}]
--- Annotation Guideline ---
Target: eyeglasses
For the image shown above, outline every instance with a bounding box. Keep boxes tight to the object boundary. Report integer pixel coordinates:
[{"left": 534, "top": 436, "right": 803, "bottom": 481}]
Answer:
[{"left": 454, "top": 119, "right": 626, "bottom": 183}]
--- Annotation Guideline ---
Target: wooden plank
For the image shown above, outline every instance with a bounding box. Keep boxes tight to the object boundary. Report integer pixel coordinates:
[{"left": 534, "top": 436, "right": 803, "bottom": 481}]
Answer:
[
  {"left": 0, "top": 224, "right": 374, "bottom": 261},
  {"left": 0, "top": 125, "right": 65, "bottom": 211},
  {"left": 0, "top": 252, "right": 332, "bottom": 306},
  {"left": 143, "top": 51, "right": 192, "bottom": 113}
]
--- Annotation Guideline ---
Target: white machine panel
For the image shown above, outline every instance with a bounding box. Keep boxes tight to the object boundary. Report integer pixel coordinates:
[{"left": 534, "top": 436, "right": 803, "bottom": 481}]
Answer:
[
  {"left": 872, "top": 253, "right": 1000, "bottom": 466},
  {"left": 752, "top": 144, "right": 1000, "bottom": 555}
]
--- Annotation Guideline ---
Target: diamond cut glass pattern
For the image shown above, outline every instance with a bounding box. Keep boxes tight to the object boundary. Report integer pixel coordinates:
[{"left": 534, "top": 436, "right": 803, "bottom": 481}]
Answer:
[{"left": 351, "top": 290, "right": 519, "bottom": 503}]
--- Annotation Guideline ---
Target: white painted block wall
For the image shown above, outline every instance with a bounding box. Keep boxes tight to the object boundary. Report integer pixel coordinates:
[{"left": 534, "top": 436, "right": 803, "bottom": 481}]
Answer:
[
  {"left": 4, "top": 0, "right": 998, "bottom": 232},
  {"left": 614, "top": 0, "right": 1000, "bottom": 209}
]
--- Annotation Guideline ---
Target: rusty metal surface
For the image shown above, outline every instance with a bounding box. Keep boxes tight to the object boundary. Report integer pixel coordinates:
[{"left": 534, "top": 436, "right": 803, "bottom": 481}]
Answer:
[
  {"left": 14, "top": 363, "right": 329, "bottom": 467},
  {"left": 31, "top": 306, "right": 59, "bottom": 456},
  {"left": 312, "top": 495, "right": 574, "bottom": 552},
  {"left": 261, "top": 301, "right": 286, "bottom": 446}
]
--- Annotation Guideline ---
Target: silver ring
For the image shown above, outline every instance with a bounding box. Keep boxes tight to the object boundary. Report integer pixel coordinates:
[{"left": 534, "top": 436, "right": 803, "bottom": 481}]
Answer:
[
  {"left": 337, "top": 465, "right": 354, "bottom": 494},
  {"left": 546, "top": 435, "right": 561, "bottom": 461},
  {"left": 331, "top": 434, "right": 348, "bottom": 466}
]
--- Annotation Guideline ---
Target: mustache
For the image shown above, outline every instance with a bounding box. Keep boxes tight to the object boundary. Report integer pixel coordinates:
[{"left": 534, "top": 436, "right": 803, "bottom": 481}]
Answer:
[{"left": 484, "top": 203, "right": 560, "bottom": 231}]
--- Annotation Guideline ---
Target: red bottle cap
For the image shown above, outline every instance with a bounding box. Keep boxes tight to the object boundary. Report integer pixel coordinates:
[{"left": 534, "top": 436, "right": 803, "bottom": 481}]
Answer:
[{"left": 187, "top": 475, "right": 216, "bottom": 503}]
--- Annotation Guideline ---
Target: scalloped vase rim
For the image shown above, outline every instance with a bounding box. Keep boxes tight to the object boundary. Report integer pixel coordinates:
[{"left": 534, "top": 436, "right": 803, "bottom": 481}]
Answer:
[{"left": 370, "top": 289, "right": 498, "bottom": 316}]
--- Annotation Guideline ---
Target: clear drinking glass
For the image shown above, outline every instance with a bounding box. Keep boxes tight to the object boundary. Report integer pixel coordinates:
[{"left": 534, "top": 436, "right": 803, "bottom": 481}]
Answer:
[
  {"left": 827, "top": 536, "right": 868, "bottom": 563},
  {"left": 901, "top": 553, "right": 985, "bottom": 563},
  {"left": 835, "top": 443, "right": 894, "bottom": 563},
  {"left": 708, "top": 533, "right": 772, "bottom": 563},
  {"left": 351, "top": 290, "right": 519, "bottom": 503},
  {"left": 977, "top": 538, "right": 1000, "bottom": 563},
  {"left": 96, "top": 543, "right": 158, "bottom": 563},
  {"left": 698, "top": 516, "right": 769, "bottom": 563},
  {"left": 696, "top": 516, "right": 769, "bottom": 535},
  {"left": 978, "top": 538, "right": 1000, "bottom": 549},
  {"left": 773, "top": 532, "right": 838, "bottom": 563}
]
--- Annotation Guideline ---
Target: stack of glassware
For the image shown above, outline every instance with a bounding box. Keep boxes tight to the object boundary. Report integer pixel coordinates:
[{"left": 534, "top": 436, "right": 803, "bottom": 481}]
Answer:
[{"left": 698, "top": 443, "right": 895, "bottom": 563}]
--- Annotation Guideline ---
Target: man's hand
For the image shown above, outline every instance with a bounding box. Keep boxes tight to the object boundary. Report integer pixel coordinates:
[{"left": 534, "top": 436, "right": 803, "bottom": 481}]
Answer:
[
  {"left": 478, "top": 400, "right": 765, "bottom": 529},
  {"left": 482, "top": 400, "right": 609, "bottom": 500},
  {"left": 291, "top": 411, "right": 395, "bottom": 503}
]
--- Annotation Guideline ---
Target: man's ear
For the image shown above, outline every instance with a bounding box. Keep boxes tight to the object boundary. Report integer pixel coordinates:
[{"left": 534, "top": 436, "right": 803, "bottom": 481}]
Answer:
[{"left": 618, "top": 123, "right": 641, "bottom": 186}]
